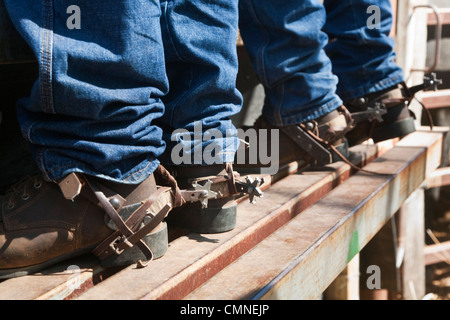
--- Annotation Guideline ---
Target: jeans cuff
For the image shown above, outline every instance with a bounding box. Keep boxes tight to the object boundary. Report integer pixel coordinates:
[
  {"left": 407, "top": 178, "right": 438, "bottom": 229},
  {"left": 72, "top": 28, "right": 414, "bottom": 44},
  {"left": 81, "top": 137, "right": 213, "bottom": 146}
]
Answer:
[
  {"left": 338, "top": 71, "right": 405, "bottom": 102},
  {"left": 264, "top": 97, "right": 343, "bottom": 127},
  {"left": 38, "top": 148, "right": 161, "bottom": 185}
]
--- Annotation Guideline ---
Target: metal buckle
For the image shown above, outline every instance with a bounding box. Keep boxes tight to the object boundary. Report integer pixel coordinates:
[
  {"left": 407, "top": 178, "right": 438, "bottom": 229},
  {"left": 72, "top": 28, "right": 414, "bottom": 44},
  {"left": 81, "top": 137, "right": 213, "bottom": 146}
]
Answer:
[{"left": 109, "top": 235, "right": 133, "bottom": 255}]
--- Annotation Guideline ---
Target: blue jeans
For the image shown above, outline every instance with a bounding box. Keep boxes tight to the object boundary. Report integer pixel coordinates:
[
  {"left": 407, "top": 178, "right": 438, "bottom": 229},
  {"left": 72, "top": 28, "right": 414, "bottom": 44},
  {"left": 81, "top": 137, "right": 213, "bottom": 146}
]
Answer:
[
  {"left": 157, "top": 0, "right": 242, "bottom": 166},
  {"left": 3, "top": 0, "right": 241, "bottom": 183},
  {"left": 323, "top": 0, "right": 404, "bottom": 101},
  {"left": 239, "top": 0, "right": 404, "bottom": 126}
]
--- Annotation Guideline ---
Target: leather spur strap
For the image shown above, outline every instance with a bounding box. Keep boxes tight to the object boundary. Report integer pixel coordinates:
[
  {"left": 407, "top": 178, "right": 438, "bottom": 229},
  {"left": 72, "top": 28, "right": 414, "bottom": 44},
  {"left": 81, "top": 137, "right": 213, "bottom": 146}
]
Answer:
[
  {"left": 280, "top": 124, "right": 333, "bottom": 165},
  {"left": 88, "top": 178, "right": 171, "bottom": 262}
]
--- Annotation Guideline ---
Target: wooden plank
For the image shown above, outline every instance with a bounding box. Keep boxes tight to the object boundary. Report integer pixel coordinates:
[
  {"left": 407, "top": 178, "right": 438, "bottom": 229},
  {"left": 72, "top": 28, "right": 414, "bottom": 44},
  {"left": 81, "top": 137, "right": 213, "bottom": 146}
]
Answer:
[
  {"left": 390, "top": 0, "right": 398, "bottom": 37},
  {"left": 424, "top": 241, "right": 450, "bottom": 266},
  {"left": 421, "top": 89, "right": 450, "bottom": 110},
  {"left": 323, "top": 254, "right": 360, "bottom": 300},
  {"left": 424, "top": 166, "right": 450, "bottom": 188},
  {"left": 398, "top": 188, "right": 425, "bottom": 300},
  {"left": 184, "top": 130, "right": 443, "bottom": 300},
  {"left": 0, "top": 256, "right": 108, "bottom": 300},
  {"left": 361, "top": 188, "right": 426, "bottom": 300},
  {"left": 428, "top": 8, "right": 450, "bottom": 25}
]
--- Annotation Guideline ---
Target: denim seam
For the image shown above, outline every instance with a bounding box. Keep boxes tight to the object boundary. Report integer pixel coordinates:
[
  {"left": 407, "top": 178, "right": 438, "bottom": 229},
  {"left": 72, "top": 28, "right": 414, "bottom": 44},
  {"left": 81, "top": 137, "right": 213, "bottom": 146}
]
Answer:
[
  {"left": 40, "top": 0, "right": 55, "bottom": 114},
  {"left": 36, "top": 148, "right": 52, "bottom": 181},
  {"left": 122, "top": 159, "right": 154, "bottom": 183},
  {"left": 42, "top": 153, "right": 158, "bottom": 184},
  {"left": 245, "top": 0, "right": 270, "bottom": 88},
  {"left": 161, "top": 1, "right": 183, "bottom": 62},
  {"left": 349, "top": 0, "right": 369, "bottom": 86},
  {"left": 21, "top": 121, "right": 35, "bottom": 145},
  {"left": 266, "top": 97, "right": 342, "bottom": 126},
  {"left": 273, "top": 83, "right": 285, "bottom": 126},
  {"left": 339, "top": 72, "right": 404, "bottom": 101},
  {"left": 161, "top": 1, "right": 193, "bottom": 128}
]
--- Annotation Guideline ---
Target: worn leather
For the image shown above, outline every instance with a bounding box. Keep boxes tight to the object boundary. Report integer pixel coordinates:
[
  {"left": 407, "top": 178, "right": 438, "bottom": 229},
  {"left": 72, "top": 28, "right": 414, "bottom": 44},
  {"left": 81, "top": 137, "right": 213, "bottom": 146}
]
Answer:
[
  {"left": 234, "top": 108, "right": 351, "bottom": 169},
  {"left": 345, "top": 83, "right": 416, "bottom": 146},
  {"left": 0, "top": 173, "right": 157, "bottom": 270}
]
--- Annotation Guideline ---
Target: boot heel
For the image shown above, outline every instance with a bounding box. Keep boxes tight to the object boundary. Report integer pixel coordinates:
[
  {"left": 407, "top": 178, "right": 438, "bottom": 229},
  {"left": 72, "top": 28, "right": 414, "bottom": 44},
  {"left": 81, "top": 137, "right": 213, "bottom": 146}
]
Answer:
[
  {"left": 100, "top": 222, "right": 168, "bottom": 268},
  {"left": 372, "top": 117, "right": 416, "bottom": 143},
  {"left": 166, "top": 198, "right": 237, "bottom": 234}
]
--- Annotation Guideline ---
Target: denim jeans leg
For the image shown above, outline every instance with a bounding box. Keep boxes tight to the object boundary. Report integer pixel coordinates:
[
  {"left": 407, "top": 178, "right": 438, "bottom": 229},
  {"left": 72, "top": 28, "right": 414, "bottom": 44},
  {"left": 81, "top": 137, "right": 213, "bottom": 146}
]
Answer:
[
  {"left": 238, "top": 0, "right": 342, "bottom": 126},
  {"left": 157, "top": 0, "right": 242, "bottom": 166},
  {"left": 4, "top": 0, "right": 169, "bottom": 184},
  {"left": 323, "top": 0, "right": 405, "bottom": 101}
]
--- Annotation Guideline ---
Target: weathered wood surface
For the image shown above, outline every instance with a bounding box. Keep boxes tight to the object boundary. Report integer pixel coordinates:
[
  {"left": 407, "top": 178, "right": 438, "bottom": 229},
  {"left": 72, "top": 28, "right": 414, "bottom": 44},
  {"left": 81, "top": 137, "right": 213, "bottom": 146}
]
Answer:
[
  {"left": 424, "top": 241, "right": 450, "bottom": 266},
  {"left": 421, "top": 89, "right": 450, "bottom": 110}
]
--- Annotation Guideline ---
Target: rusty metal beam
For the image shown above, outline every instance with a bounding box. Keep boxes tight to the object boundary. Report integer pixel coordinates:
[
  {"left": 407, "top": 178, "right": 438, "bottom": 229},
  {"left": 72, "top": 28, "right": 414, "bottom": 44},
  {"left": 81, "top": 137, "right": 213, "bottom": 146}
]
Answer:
[{"left": 184, "top": 130, "right": 443, "bottom": 300}]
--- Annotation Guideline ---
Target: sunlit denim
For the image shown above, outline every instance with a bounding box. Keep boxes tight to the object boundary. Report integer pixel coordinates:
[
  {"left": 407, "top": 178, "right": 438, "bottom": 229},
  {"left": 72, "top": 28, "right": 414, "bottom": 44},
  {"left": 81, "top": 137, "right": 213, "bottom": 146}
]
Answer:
[
  {"left": 239, "top": 0, "right": 342, "bottom": 126},
  {"left": 4, "top": 0, "right": 241, "bottom": 183},
  {"left": 239, "top": 0, "right": 404, "bottom": 126},
  {"left": 323, "top": 0, "right": 404, "bottom": 101},
  {"left": 157, "top": 0, "right": 242, "bottom": 166}
]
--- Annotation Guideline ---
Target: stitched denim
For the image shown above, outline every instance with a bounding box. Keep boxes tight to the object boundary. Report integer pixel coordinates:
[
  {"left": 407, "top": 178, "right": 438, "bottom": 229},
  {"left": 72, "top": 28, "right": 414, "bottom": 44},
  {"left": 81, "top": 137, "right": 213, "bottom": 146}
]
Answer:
[
  {"left": 4, "top": 0, "right": 241, "bottom": 183},
  {"left": 239, "top": 0, "right": 404, "bottom": 126},
  {"left": 157, "top": 0, "right": 242, "bottom": 166},
  {"left": 239, "top": 0, "right": 342, "bottom": 126},
  {"left": 323, "top": 0, "right": 404, "bottom": 101}
]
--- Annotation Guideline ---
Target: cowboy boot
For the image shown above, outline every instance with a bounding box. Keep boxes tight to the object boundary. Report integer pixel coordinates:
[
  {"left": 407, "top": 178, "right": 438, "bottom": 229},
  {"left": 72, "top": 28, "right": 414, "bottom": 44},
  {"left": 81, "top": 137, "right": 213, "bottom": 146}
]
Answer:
[
  {"left": 0, "top": 170, "right": 172, "bottom": 279},
  {"left": 344, "top": 74, "right": 442, "bottom": 146},
  {"left": 344, "top": 83, "right": 416, "bottom": 146},
  {"left": 233, "top": 106, "right": 354, "bottom": 173}
]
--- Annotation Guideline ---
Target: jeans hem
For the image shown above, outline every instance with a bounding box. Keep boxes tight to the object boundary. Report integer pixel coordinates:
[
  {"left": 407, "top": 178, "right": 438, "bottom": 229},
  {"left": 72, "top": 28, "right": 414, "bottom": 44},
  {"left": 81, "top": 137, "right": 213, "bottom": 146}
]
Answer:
[
  {"left": 39, "top": 154, "right": 160, "bottom": 185},
  {"left": 338, "top": 71, "right": 405, "bottom": 102},
  {"left": 264, "top": 97, "right": 342, "bottom": 126}
]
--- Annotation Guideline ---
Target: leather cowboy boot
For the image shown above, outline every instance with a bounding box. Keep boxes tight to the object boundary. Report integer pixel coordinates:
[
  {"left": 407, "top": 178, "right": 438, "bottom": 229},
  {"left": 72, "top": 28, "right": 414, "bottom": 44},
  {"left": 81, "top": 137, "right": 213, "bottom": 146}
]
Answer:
[
  {"left": 0, "top": 169, "right": 174, "bottom": 279},
  {"left": 344, "top": 74, "right": 442, "bottom": 146},
  {"left": 344, "top": 83, "right": 415, "bottom": 146},
  {"left": 234, "top": 106, "right": 354, "bottom": 173}
]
